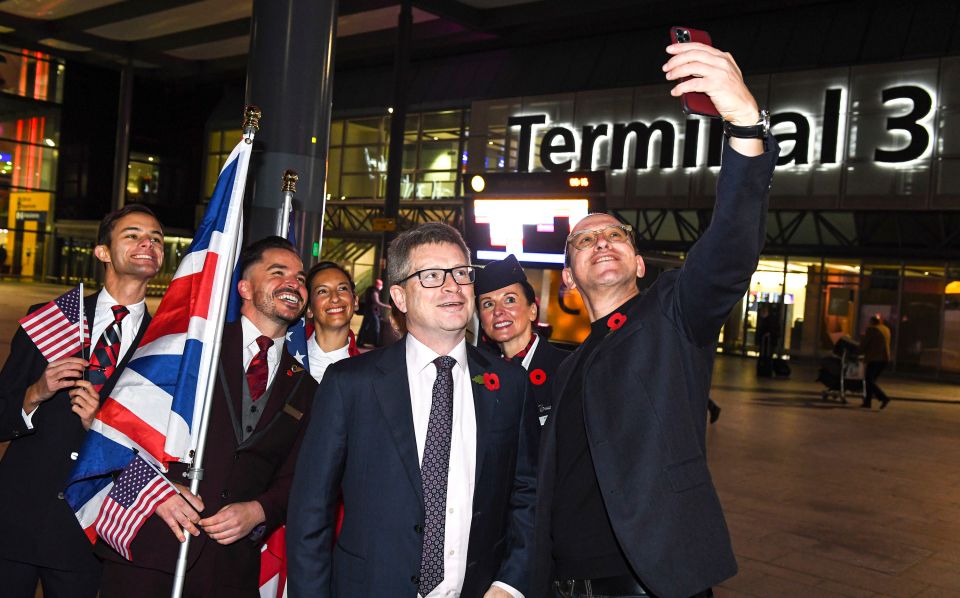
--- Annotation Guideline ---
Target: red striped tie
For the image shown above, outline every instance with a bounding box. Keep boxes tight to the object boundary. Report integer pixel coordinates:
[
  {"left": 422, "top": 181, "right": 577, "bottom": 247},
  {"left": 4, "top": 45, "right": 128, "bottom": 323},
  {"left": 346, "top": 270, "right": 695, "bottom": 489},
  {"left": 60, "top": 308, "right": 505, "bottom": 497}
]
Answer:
[
  {"left": 88, "top": 305, "right": 129, "bottom": 393},
  {"left": 246, "top": 335, "right": 273, "bottom": 402}
]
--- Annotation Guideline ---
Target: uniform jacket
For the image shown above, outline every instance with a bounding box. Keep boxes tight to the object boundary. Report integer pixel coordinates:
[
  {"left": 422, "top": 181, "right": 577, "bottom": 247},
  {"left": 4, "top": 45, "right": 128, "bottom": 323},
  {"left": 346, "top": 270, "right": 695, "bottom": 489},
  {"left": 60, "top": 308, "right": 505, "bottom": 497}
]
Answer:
[
  {"left": 524, "top": 337, "right": 568, "bottom": 425},
  {"left": 96, "top": 321, "right": 317, "bottom": 594},
  {"left": 0, "top": 291, "right": 150, "bottom": 570},
  {"left": 286, "top": 338, "right": 540, "bottom": 598},
  {"left": 532, "top": 140, "right": 779, "bottom": 598}
]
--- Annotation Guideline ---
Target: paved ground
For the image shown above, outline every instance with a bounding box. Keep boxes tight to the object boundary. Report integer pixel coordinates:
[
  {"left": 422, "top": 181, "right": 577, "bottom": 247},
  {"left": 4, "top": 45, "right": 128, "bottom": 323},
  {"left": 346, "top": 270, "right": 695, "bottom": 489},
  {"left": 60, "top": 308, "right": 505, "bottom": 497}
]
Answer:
[{"left": 1, "top": 281, "right": 958, "bottom": 596}]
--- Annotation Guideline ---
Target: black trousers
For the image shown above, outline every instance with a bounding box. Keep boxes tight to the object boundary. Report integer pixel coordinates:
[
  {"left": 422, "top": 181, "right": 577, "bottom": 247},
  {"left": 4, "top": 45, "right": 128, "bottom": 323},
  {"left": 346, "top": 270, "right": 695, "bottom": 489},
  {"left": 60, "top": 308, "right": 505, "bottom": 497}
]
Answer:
[
  {"left": 864, "top": 361, "right": 888, "bottom": 406},
  {"left": 0, "top": 557, "right": 101, "bottom": 598},
  {"left": 552, "top": 576, "right": 714, "bottom": 598}
]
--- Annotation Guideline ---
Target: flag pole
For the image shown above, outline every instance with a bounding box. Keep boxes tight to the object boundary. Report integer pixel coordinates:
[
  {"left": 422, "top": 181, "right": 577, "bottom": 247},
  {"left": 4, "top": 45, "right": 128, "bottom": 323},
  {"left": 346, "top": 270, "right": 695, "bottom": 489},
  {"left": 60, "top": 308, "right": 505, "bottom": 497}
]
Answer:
[
  {"left": 78, "top": 282, "right": 86, "bottom": 361},
  {"left": 276, "top": 170, "right": 297, "bottom": 238},
  {"left": 170, "top": 105, "right": 261, "bottom": 598},
  {"left": 318, "top": 191, "right": 329, "bottom": 259}
]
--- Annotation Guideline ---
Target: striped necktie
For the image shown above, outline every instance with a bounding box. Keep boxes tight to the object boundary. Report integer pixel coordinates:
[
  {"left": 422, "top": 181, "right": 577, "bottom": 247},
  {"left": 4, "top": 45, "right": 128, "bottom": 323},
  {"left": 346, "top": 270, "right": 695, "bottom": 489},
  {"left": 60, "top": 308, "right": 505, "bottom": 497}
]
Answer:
[{"left": 88, "top": 305, "right": 129, "bottom": 393}]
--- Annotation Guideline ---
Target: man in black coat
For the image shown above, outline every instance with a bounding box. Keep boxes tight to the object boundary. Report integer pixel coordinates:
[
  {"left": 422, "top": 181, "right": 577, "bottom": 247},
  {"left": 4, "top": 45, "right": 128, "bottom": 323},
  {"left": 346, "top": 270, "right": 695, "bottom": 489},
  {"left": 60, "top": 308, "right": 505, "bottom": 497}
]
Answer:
[
  {"left": 531, "top": 43, "right": 779, "bottom": 598},
  {"left": 97, "top": 236, "right": 318, "bottom": 597},
  {"left": 0, "top": 205, "right": 164, "bottom": 598}
]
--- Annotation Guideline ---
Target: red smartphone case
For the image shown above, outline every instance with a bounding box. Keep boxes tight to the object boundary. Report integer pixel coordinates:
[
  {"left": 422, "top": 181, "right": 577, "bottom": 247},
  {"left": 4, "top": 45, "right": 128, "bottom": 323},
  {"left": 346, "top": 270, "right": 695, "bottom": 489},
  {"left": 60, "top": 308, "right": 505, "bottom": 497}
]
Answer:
[{"left": 670, "top": 26, "right": 721, "bottom": 118}]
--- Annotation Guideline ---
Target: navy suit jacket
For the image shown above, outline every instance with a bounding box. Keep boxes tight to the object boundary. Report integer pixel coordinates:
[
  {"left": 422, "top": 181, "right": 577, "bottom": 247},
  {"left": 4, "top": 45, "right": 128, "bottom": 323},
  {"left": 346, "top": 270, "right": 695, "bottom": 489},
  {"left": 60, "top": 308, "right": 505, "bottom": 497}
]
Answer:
[
  {"left": 287, "top": 337, "right": 539, "bottom": 598},
  {"left": 532, "top": 140, "right": 779, "bottom": 598},
  {"left": 0, "top": 291, "right": 149, "bottom": 570}
]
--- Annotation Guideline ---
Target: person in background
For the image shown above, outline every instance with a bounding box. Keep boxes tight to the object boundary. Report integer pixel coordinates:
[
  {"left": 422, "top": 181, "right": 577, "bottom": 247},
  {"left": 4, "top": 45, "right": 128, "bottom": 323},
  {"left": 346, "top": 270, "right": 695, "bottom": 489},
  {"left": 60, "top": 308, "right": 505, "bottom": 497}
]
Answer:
[
  {"left": 476, "top": 254, "right": 568, "bottom": 426},
  {"left": 305, "top": 261, "right": 361, "bottom": 383},
  {"left": 860, "top": 314, "right": 892, "bottom": 410},
  {"left": 357, "top": 278, "right": 389, "bottom": 347}
]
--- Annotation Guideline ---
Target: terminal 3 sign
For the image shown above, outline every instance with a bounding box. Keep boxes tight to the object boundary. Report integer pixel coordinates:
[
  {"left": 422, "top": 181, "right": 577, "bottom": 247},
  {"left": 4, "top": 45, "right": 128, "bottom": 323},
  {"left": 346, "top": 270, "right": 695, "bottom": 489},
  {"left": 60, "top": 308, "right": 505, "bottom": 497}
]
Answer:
[{"left": 507, "top": 84, "right": 935, "bottom": 172}]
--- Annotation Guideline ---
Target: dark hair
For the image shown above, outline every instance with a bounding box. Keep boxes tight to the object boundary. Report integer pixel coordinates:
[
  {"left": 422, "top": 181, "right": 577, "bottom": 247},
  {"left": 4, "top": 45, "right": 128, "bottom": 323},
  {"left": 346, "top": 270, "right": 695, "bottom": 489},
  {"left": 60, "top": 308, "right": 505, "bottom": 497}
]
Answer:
[
  {"left": 870, "top": 315, "right": 881, "bottom": 325},
  {"left": 386, "top": 222, "right": 471, "bottom": 286},
  {"left": 306, "top": 260, "right": 355, "bottom": 293},
  {"left": 237, "top": 236, "right": 300, "bottom": 279},
  {"left": 97, "top": 204, "right": 161, "bottom": 247}
]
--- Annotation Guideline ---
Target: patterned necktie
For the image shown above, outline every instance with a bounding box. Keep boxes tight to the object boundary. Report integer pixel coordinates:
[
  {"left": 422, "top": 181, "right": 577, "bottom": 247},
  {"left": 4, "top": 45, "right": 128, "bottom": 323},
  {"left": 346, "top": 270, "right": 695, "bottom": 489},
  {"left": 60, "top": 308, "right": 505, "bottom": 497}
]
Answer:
[
  {"left": 246, "top": 335, "right": 273, "bottom": 402},
  {"left": 419, "top": 355, "right": 456, "bottom": 597},
  {"left": 88, "top": 305, "right": 129, "bottom": 393}
]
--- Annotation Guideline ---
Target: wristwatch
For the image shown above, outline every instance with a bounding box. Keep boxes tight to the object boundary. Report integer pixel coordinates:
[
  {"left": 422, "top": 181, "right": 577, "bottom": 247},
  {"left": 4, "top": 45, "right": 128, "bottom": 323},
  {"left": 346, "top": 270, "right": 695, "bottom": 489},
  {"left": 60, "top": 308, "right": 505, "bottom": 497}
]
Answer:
[{"left": 723, "top": 109, "right": 770, "bottom": 139}]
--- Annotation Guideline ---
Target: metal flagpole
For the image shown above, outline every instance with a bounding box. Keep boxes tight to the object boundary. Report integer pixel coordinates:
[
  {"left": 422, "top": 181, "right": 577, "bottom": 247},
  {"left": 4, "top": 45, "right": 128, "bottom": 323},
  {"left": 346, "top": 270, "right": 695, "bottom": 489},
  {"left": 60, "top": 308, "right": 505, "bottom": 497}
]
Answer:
[
  {"left": 170, "top": 105, "right": 261, "bottom": 598},
  {"left": 78, "top": 282, "right": 86, "bottom": 360},
  {"left": 317, "top": 191, "right": 328, "bottom": 259},
  {"left": 276, "top": 170, "right": 297, "bottom": 237}
]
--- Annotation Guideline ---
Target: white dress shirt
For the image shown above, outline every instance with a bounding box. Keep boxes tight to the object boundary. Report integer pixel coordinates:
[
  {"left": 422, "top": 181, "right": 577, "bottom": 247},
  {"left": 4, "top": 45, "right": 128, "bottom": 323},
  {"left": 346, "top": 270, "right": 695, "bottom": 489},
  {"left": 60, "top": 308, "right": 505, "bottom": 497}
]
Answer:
[
  {"left": 405, "top": 334, "right": 521, "bottom": 598},
  {"left": 22, "top": 289, "right": 147, "bottom": 428},
  {"left": 240, "top": 316, "right": 286, "bottom": 391},
  {"left": 306, "top": 334, "right": 351, "bottom": 384}
]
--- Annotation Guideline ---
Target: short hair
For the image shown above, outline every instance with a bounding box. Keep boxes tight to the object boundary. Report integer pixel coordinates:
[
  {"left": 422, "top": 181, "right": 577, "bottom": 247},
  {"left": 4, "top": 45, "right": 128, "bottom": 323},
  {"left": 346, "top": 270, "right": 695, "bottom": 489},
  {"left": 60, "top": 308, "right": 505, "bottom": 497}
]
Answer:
[
  {"left": 237, "top": 236, "right": 300, "bottom": 279},
  {"left": 387, "top": 222, "right": 470, "bottom": 286},
  {"left": 306, "top": 260, "right": 355, "bottom": 293},
  {"left": 870, "top": 315, "right": 881, "bottom": 325},
  {"left": 97, "top": 204, "right": 161, "bottom": 247}
]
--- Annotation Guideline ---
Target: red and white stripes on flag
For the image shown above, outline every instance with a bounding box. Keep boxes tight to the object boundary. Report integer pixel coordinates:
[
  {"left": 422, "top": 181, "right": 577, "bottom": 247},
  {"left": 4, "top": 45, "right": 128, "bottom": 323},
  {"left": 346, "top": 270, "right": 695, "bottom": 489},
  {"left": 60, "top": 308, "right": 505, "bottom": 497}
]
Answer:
[
  {"left": 94, "top": 454, "right": 177, "bottom": 560},
  {"left": 19, "top": 284, "right": 89, "bottom": 362}
]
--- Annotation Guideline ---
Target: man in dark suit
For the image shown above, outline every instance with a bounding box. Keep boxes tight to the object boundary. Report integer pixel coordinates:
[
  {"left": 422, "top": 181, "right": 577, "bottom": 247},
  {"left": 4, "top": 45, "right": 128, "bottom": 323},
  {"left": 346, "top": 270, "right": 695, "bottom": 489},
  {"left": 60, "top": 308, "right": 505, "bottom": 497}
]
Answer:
[
  {"left": 0, "top": 204, "right": 164, "bottom": 598},
  {"left": 287, "top": 222, "right": 539, "bottom": 598},
  {"left": 97, "top": 236, "right": 318, "bottom": 597},
  {"left": 531, "top": 43, "right": 779, "bottom": 598}
]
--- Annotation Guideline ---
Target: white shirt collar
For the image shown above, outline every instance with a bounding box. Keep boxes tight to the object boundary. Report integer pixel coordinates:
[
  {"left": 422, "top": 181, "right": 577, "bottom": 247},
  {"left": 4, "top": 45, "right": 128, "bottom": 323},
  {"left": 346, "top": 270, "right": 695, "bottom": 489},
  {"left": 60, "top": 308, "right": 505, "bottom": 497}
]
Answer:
[
  {"left": 240, "top": 315, "right": 286, "bottom": 355},
  {"left": 309, "top": 333, "right": 351, "bottom": 360},
  {"left": 96, "top": 288, "right": 146, "bottom": 319},
  {"left": 405, "top": 332, "right": 468, "bottom": 374}
]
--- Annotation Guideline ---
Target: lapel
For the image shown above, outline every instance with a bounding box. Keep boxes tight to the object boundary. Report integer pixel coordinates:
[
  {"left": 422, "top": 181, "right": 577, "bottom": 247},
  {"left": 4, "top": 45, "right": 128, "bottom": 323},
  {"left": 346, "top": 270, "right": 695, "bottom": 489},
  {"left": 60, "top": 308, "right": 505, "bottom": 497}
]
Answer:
[
  {"left": 219, "top": 322, "right": 247, "bottom": 420},
  {"left": 372, "top": 338, "right": 423, "bottom": 502},
  {"left": 467, "top": 345, "right": 496, "bottom": 488}
]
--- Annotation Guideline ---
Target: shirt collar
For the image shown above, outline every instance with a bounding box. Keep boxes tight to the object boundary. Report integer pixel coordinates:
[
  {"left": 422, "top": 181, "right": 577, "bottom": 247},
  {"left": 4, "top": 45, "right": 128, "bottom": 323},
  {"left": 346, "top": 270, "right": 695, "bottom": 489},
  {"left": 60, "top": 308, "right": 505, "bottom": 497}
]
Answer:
[
  {"left": 240, "top": 315, "right": 286, "bottom": 353},
  {"left": 97, "top": 288, "right": 146, "bottom": 320},
  {"left": 310, "top": 333, "right": 351, "bottom": 360},
  {"left": 406, "top": 333, "right": 468, "bottom": 374}
]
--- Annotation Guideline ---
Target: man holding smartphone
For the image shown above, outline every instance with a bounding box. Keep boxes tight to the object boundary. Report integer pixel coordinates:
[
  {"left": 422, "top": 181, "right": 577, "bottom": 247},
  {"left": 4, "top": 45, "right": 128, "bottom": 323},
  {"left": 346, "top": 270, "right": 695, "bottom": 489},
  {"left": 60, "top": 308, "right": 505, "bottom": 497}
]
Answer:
[{"left": 530, "top": 41, "right": 778, "bottom": 598}]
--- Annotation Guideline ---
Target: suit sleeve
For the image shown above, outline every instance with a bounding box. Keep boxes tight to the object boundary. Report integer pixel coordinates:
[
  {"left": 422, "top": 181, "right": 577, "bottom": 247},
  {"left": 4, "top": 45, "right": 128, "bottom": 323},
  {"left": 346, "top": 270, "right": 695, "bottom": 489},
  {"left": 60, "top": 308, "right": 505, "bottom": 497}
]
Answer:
[
  {"left": 0, "top": 311, "right": 47, "bottom": 441},
  {"left": 496, "top": 374, "right": 539, "bottom": 594},
  {"left": 667, "top": 138, "right": 779, "bottom": 346},
  {"left": 255, "top": 377, "right": 316, "bottom": 536},
  {"left": 286, "top": 367, "right": 348, "bottom": 598}
]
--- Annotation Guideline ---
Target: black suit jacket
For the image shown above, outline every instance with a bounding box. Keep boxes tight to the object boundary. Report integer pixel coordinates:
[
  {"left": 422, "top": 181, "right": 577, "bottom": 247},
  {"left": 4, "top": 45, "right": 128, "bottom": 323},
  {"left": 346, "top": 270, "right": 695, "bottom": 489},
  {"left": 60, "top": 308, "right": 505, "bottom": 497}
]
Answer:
[
  {"left": 0, "top": 291, "right": 150, "bottom": 570},
  {"left": 525, "top": 337, "right": 568, "bottom": 425},
  {"left": 287, "top": 337, "right": 540, "bottom": 598},
  {"left": 532, "top": 140, "right": 779, "bottom": 598},
  {"left": 96, "top": 321, "right": 317, "bottom": 593}
]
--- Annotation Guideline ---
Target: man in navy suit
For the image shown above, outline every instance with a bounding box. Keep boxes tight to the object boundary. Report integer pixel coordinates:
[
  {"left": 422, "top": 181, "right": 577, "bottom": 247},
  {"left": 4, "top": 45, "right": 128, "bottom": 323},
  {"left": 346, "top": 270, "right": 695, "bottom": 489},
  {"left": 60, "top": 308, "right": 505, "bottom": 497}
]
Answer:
[
  {"left": 531, "top": 43, "right": 779, "bottom": 597},
  {"left": 287, "top": 222, "right": 539, "bottom": 598},
  {"left": 0, "top": 204, "right": 164, "bottom": 598}
]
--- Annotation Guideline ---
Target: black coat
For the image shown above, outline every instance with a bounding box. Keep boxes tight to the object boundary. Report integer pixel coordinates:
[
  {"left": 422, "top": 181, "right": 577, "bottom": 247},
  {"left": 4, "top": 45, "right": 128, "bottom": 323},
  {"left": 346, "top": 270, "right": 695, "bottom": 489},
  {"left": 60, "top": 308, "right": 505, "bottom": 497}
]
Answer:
[
  {"left": 0, "top": 291, "right": 150, "bottom": 570},
  {"left": 96, "top": 321, "right": 317, "bottom": 595},
  {"left": 532, "top": 140, "right": 779, "bottom": 598},
  {"left": 524, "top": 337, "right": 568, "bottom": 425}
]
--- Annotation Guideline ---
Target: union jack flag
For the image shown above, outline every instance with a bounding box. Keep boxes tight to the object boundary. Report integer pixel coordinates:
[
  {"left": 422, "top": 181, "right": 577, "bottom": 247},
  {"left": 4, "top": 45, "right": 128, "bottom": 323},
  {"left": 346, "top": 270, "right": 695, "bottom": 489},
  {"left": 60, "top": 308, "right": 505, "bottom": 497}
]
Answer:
[{"left": 64, "top": 136, "right": 251, "bottom": 549}]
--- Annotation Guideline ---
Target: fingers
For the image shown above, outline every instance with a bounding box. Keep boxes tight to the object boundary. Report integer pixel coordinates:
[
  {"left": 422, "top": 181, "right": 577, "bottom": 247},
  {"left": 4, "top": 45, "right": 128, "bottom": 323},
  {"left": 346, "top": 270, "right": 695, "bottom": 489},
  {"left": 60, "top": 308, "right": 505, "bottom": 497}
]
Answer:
[
  {"left": 156, "top": 494, "right": 203, "bottom": 542},
  {"left": 179, "top": 488, "right": 205, "bottom": 512}
]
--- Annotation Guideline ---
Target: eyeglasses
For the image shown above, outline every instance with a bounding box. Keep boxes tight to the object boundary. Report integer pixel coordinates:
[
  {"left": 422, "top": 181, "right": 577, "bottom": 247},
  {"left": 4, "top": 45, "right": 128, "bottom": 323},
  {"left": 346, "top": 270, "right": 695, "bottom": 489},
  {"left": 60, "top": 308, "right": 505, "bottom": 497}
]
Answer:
[
  {"left": 566, "top": 224, "right": 634, "bottom": 251},
  {"left": 396, "top": 266, "right": 476, "bottom": 288}
]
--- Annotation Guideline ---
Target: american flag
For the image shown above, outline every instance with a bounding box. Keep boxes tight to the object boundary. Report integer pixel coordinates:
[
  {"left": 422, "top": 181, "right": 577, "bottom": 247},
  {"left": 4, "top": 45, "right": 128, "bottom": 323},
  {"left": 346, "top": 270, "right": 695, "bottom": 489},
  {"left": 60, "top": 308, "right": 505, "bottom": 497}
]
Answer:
[
  {"left": 64, "top": 134, "right": 251, "bottom": 546},
  {"left": 95, "top": 453, "right": 177, "bottom": 560},
  {"left": 19, "top": 284, "right": 89, "bottom": 362}
]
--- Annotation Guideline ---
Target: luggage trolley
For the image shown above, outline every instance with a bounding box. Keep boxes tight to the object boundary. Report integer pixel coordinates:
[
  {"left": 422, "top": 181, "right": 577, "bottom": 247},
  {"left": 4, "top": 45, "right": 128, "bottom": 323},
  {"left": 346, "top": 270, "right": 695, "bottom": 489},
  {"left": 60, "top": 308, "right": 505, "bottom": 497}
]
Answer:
[{"left": 816, "top": 336, "right": 867, "bottom": 404}]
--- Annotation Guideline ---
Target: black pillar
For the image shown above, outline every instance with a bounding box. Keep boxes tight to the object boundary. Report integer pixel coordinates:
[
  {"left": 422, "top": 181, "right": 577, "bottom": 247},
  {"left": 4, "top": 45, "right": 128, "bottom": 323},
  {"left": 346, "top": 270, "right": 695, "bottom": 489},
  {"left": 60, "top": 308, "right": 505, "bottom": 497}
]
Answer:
[
  {"left": 111, "top": 62, "right": 133, "bottom": 211},
  {"left": 245, "top": 0, "right": 338, "bottom": 258},
  {"left": 383, "top": 0, "right": 413, "bottom": 249}
]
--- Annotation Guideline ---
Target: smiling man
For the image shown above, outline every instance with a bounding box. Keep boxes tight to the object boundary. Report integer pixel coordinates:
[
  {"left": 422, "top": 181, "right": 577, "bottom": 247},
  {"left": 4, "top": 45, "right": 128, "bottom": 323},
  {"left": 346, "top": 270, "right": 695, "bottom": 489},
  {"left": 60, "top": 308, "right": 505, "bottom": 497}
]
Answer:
[
  {"left": 96, "top": 236, "right": 319, "bottom": 597},
  {"left": 530, "top": 43, "right": 780, "bottom": 598},
  {"left": 0, "top": 205, "right": 164, "bottom": 598},
  {"left": 288, "top": 222, "right": 540, "bottom": 598}
]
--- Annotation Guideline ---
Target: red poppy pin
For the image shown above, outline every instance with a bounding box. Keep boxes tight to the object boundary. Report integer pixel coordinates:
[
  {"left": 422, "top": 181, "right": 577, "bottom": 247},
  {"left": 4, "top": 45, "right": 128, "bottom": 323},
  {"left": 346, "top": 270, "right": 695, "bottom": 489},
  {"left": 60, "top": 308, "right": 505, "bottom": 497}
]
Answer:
[
  {"left": 529, "top": 368, "right": 547, "bottom": 386},
  {"left": 287, "top": 364, "right": 304, "bottom": 377},
  {"left": 607, "top": 312, "right": 627, "bottom": 331},
  {"left": 472, "top": 372, "right": 500, "bottom": 391}
]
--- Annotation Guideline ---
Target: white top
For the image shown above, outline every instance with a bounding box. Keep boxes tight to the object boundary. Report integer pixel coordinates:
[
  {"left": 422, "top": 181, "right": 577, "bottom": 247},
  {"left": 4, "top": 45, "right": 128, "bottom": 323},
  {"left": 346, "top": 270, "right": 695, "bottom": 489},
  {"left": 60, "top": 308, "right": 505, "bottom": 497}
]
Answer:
[
  {"left": 22, "top": 288, "right": 147, "bottom": 428},
  {"left": 405, "top": 334, "right": 521, "bottom": 598},
  {"left": 240, "top": 316, "right": 286, "bottom": 392},
  {"left": 306, "top": 334, "right": 351, "bottom": 383}
]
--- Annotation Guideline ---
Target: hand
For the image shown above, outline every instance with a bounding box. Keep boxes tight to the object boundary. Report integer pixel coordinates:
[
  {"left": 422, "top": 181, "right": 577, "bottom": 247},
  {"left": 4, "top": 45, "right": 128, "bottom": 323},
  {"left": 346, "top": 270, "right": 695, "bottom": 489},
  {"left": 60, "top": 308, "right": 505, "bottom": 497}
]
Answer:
[
  {"left": 483, "top": 586, "right": 514, "bottom": 598},
  {"left": 199, "top": 501, "right": 266, "bottom": 545},
  {"left": 23, "top": 357, "right": 89, "bottom": 413},
  {"left": 68, "top": 379, "right": 100, "bottom": 430},
  {"left": 663, "top": 42, "right": 759, "bottom": 126},
  {"left": 155, "top": 485, "right": 204, "bottom": 542}
]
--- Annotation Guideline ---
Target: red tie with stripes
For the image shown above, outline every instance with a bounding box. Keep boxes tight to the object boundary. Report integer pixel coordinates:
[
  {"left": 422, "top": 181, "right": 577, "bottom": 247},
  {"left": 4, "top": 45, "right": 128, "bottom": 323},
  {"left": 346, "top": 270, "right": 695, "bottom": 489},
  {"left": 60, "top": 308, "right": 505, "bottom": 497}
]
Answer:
[
  {"left": 246, "top": 335, "right": 273, "bottom": 402},
  {"left": 88, "top": 305, "right": 129, "bottom": 393}
]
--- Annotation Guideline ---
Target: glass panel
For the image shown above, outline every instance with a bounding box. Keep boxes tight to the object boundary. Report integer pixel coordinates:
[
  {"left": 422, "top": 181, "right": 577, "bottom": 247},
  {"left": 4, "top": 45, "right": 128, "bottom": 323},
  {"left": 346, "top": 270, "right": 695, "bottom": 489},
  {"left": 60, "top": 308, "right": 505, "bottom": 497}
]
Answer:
[
  {"left": 943, "top": 265, "right": 960, "bottom": 374},
  {"left": 203, "top": 155, "right": 221, "bottom": 198},
  {"left": 415, "top": 171, "right": 456, "bottom": 199},
  {"left": 418, "top": 141, "right": 459, "bottom": 171},
  {"left": 897, "top": 265, "right": 944, "bottom": 373},
  {"left": 403, "top": 144, "right": 417, "bottom": 170},
  {"left": 126, "top": 153, "right": 160, "bottom": 203},
  {"left": 327, "top": 148, "right": 341, "bottom": 195},
  {"left": 0, "top": 140, "right": 57, "bottom": 190},
  {"left": 340, "top": 173, "right": 384, "bottom": 199},
  {"left": 0, "top": 49, "right": 64, "bottom": 102},
  {"left": 818, "top": 259, "right": 860, "bottom": 352},
  {"left": 330, "top": 120, "right": 344, "bottom": 146},
  {"left": 207, "top": 131, "right": 222, "bottom": 153},
  {"left": 785, "top": 258, "right": 818, "bottom": 356},
  {"left": 345, "top": 118, "right": 384, "bottom": 145},
  {"left": 342, "top": 146, "right": 385, "bottom": 174}
]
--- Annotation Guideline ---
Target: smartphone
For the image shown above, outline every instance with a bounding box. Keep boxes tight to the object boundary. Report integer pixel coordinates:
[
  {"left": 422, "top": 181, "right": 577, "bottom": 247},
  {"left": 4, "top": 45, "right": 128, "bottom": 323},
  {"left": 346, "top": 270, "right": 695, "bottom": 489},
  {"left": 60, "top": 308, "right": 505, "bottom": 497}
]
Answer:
[{"left": 669, "top": 26, "right": 721, "bottom": 118}]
